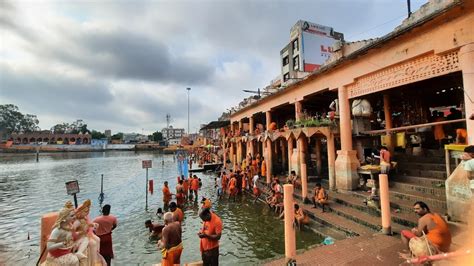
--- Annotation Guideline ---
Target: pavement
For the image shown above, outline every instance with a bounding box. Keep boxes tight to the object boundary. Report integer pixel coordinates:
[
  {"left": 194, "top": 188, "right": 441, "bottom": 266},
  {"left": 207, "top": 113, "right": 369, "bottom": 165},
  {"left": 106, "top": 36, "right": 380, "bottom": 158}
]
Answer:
[{"left": 264, "top": 234, "right": 408, "bottom": 266}]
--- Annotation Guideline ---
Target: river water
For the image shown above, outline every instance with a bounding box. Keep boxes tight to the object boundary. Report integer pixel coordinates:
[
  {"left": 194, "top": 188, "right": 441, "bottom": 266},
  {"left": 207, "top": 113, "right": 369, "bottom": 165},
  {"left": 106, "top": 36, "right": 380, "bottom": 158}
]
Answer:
[{"left": 0, "top": 151, "right": 323, "bottom": 265}]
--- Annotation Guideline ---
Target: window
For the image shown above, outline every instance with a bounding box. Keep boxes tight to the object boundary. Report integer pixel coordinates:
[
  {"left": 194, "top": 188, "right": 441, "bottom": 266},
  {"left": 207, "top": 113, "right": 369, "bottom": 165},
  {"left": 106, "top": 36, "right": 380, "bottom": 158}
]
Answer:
[
  {"left": 282, "top": 56, "right": 289, "bottom": 66},
  {"left": 292, "top": 39, "right": 299, "bottom": 52},
  {"left": 293, "top": 55, "right": 299, "bottom": 70},
  {"left": 283, "top": 73, "right": 290, "bottom": 82}
]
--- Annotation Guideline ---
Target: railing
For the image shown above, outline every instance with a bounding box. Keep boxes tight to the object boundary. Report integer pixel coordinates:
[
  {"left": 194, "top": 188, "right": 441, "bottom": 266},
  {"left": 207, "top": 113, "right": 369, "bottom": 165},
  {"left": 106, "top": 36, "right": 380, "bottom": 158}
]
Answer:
[{"left": 360, "top": 118, "right": 465, "bottom": 135}]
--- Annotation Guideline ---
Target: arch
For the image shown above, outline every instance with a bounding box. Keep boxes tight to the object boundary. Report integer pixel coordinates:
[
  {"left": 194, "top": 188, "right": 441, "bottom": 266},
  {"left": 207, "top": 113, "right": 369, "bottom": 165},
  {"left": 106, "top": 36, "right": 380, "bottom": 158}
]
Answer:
[
  {"left": 29, "top": 137, "right": 36, "bottom": 143},
  {"left": 43, "top": 138, "right": 49, "bottom": 143},
  {"left": 16, "top": 138, "right": 21, "bottom": 144},
  {"left": 50, "top": 138, "right": 56, "bottom": 144},
  {"left": 37, "top": 138, "right": 43, "bottom": 142},
  {"left": 22, "top": 138, "right": 28, "bottom": 144},
  {"left": 57, "top": 138, "right": 63, "bottom": 144}
]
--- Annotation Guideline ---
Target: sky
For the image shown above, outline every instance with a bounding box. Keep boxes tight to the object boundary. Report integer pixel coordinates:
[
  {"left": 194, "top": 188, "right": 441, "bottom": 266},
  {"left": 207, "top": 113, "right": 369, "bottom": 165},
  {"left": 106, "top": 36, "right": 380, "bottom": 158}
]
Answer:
[{"left": 0, "top": 0, "right": 428, "bottom": 135}]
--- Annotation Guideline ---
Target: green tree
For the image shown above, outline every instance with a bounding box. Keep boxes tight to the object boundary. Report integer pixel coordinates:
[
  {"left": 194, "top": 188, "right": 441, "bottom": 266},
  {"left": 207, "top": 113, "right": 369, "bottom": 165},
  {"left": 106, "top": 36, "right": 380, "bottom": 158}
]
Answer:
[
  {"left": 91, "top": 130, "right": 106, "bottom": 139},
  {"left": 149, "top": 131, "right": 163, "bottom": 142},
  {"left": 51, "top": 123, "right": 70, "bottom": 134},
  {"left": 0, "top": 104, "right": 40, "bottom": 134},
  {"left": 111, "top": 132, "right": 123, "bottom": 140}
]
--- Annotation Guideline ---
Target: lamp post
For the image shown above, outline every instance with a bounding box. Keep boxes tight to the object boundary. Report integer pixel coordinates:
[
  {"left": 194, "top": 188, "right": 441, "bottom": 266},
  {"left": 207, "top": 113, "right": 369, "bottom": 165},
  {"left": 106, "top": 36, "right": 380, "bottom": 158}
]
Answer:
[{"left": 187, "top": 87, "right": 191, "bottom": 134}]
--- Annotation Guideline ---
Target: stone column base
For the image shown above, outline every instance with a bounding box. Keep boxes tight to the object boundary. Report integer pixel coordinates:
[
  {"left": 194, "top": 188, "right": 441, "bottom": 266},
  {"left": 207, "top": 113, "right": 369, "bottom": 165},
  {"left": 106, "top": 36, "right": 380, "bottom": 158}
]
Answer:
[{"left": 335, "top": 150, "right": 360, "bottom": 191}]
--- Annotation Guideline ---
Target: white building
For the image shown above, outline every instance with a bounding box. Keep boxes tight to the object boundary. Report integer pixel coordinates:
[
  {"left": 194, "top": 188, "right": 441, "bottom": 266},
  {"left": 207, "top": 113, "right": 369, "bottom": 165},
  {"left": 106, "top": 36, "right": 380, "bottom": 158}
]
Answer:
[
  {"left": 123, "top": 133, "right": 148, "bottom": 143},
  {"left": 161, "top": 126, "right": 185, "bottom": 140},
  {"left": 280, "top": 20, "right": 344, "bottom": 83}
]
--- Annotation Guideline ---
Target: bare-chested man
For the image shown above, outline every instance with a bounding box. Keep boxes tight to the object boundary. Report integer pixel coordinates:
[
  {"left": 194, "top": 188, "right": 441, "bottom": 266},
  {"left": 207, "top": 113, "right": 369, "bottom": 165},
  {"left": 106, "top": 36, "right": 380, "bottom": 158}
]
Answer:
[
  {"left": 158, "top": 212, "right": 183, "bottom": 266},
  {"left": 400, "top": 201, "right": 451, "bottom": 256}
]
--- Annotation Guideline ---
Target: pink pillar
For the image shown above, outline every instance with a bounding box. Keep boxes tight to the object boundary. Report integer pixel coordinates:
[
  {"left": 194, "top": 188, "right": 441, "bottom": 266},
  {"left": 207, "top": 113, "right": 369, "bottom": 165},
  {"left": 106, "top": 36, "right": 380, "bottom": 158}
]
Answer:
[
  {"left": 281, "top": 139, "right": 287, "bottom": 170},
  {"left": 295, "top": 101, "right": 303, "bottom": 122},
  {"left": 379, "top": 174, "right": 392, "bottom": 235},
  {"left": 249, "top": 116, "right": 255, "bottom": 135},
  {"left": 223, "top": 146, "right": 227, "bottom": 165},
  {"left": 315, "top": 138, "right": 322, "bottom": 176},
  {"left": 266, "top": 111, "right": 272, "bottom": 131},
  {"left": 327, "top": 133, "right": 336, "bottom": 191},
  {"left": 266, "top": 138, "right": 273, "bottom": 184},
  {"left": 230, "top": 142, "right": 235, "bottom": 169},
  {"left": 249, "top": 140, "right": 254, "bottom": 157},
  {"left": 298, "top": 136, "right": 308, "bottom": 199},
  {"left": 335, "top": 86, "right": 360, "bottom": 191},
  {"left": 339, "top": 86, "right": 352, "bottom": 151},
  {"left": 383, "top": 94, "right": 394, "bottom": 151},
  {"left": 288, "top": 137, "right": 294, "bottom": 173},
  {"left": 459, "top": 44, "right": 474, "bottom": 144},
  {"left": 283, "top": 184, "right": 296, "bottom": 259}
]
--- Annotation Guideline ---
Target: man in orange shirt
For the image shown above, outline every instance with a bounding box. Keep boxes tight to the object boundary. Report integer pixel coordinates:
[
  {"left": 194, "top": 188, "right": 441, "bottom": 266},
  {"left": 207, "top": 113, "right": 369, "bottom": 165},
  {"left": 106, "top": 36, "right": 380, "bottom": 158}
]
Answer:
[
  {"left": 198, "top": 208, "right": 222, "bottom": 266},
  {"left": 401, "top": 201, "right": 451, "bottom": 255},
  {"left": 93, "top": 204, "right": 117, "bottom": 266},
  {"left": 312, "top": 183, "right": 328, "bottom": 212},
  {"left": 190, "top": 175, "right": 200, "bottom": 201},
  {"left": 162, "top": 181, "right": 172, "bottom": 208},
  {"left": 169, "top": 202, "right": 184, "bottom": 224},
  {"left": 175, "top": 180, "right": 185, "bottom": 207},
  {"left": 228, "top": 174, "right": 237, "bottom": 201}
]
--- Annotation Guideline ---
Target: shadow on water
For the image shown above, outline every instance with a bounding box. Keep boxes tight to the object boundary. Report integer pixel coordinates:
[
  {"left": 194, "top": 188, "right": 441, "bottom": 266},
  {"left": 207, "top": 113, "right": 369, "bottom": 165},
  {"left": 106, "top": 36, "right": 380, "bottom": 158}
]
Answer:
[{"left": 0, "top": 151, "right": 323, "bottom": 265}]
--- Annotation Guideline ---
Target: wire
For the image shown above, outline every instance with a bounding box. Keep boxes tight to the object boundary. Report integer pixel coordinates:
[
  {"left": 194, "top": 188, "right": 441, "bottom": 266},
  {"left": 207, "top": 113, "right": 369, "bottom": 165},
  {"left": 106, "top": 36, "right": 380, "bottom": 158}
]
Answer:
[{"left": 346, "top": 14, "right": 406, "bottom": 40}]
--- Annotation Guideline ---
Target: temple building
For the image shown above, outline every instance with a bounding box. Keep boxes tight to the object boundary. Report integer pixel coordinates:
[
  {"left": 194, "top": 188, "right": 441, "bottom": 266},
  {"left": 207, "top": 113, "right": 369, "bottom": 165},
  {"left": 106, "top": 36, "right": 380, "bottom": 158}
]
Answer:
[{"left": 218, "top": 0, "right": 474, "bottom": 223}]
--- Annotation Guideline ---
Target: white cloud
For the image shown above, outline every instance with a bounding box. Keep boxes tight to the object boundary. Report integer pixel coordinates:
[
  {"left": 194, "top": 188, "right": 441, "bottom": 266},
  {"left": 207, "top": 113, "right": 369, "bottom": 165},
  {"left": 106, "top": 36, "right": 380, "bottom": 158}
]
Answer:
[{"left": 0, "top": 0, "right": 428, "bottom": 134}]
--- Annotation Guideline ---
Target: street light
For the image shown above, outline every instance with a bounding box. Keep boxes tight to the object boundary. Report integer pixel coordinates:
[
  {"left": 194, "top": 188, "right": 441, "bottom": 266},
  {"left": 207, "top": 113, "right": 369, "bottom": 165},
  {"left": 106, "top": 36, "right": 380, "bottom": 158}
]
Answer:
[{"left": 186, "top": 87, "right": 191, "bottom": 134}]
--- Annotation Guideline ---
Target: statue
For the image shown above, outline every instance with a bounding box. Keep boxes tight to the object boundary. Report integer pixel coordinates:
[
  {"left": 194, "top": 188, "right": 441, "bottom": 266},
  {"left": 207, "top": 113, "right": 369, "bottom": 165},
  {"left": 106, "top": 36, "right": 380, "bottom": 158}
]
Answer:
[
  {"left": 44, "top": 201, "right": 80, "bottom": 266},
  {"left": 72, "top": 199, "right": 104, "bottom": 266}
]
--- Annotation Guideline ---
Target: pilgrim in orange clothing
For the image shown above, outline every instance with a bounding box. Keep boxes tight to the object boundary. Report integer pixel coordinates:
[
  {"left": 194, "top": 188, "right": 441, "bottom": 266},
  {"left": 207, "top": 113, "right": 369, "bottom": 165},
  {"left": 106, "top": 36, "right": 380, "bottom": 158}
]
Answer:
[
  {"left": 162, "top": 181, "right": 172, "bottom": 206},
  {"left": 190, "top": 176, "right": 200, "bottom": 201},
  {"left": 175, "top": 180, "right": 185, "bottom": 207},
  {"left": 401, "top": 201, "right": 451, "bottom": 255},
  {"left": 312, "top": 183, "right": 328, "bottom": 212},
  {"left": 169, "top": 202, "right": 184, "bottom": 224},
  {"left": 198, "top": 208, "right": 222, "bottom": 265},
  {"left": 261, "top": 158, "right": 266, "bottom": 178},
  {"left": 183, "top": 178, "right": 189, "bottom": 200},
  {"left": 228, "top": 175, "right": 237, "bottom": 200}
]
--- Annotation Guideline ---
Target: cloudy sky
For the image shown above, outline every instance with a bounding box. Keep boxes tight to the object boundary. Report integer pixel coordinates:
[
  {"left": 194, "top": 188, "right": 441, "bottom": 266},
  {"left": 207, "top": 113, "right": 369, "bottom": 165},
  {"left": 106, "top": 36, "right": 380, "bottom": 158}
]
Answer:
[{"left": 1, "top": 0, "right": 427, "bottom": 134}]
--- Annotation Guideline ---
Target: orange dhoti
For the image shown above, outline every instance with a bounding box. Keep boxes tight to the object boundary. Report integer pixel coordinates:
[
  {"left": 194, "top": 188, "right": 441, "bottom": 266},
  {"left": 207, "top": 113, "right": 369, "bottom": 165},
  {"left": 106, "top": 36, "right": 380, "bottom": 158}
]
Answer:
[{"left": 161, "top": 242, "right": 183, "bottom": 266}]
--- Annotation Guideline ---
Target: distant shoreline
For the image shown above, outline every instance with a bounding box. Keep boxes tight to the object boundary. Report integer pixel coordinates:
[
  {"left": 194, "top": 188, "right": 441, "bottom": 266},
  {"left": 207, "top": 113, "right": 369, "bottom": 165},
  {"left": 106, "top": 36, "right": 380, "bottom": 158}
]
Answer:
[{"left": 0, "top": 143, "right": 191, "bottom": 154}]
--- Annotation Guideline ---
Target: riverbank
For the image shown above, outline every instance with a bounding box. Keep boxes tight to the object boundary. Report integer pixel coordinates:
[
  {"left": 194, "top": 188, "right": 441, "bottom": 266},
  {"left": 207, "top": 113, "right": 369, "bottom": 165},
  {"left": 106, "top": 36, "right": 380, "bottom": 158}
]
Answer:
[{"left": 0, "top": 143, "right": 169, "bottom": 153}]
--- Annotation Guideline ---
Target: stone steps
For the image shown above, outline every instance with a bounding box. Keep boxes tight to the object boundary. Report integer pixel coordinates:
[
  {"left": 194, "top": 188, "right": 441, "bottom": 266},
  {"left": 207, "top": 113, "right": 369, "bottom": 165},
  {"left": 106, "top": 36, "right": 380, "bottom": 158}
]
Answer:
[
  {"left": 396, "top": 161, "right": 446, "bottom": 172},
  {"left": 389, "top": 180, "right": 446, "bottom": 198},
  {"left": 397, "top": 168, "right": 447, "bottom": 179},
  {"left": 389, "top": 187, "right": 447, "bottom": 212},
  {"left": 328, "top": 191, "right": 418, "bottom": 228},
  {"left": 391, "top": 175, "right": 445, "bottom": 187}
]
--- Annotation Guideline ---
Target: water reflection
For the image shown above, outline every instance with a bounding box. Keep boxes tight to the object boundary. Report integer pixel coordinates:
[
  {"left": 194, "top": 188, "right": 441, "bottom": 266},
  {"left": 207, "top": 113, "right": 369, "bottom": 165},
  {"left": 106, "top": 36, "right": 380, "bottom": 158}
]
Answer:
[{"left": 0, "top": 151, "right": 322, "bottom": 265}]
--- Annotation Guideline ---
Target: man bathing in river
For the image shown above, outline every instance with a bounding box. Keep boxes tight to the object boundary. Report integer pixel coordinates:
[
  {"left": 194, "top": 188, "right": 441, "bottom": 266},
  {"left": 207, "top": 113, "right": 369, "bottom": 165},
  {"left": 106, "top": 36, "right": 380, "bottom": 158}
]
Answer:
[
  {"left": 93, "top": 204, "right": 117, "bottom": 266},
  {"left": 145, "top": 219, "right": 164, "bottom": 239},
  {"left": 162, "top": 181, "right": 173, "bottom": 208},
  {"left": 158, "top": 212, "right": 183, "bottom": 266},
  {"left": 169, "top": 202, "right": 184, "bottom": 224}
]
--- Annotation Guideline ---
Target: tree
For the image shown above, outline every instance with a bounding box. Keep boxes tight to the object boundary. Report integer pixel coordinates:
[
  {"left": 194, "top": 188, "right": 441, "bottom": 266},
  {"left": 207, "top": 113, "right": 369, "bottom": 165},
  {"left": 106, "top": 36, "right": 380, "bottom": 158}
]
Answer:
[
  {"left": 91, "top": 130, "right": 106, "bottom": 139},
  {"left": 111, "top": 132, "right": 123, "bottom": 140},
  {"left": 149, "top": 131, "right": 163, "bottom": 142},
  {"left": 0, "top": 104, "right": 40, "bottom": 134},
  {"left": 51, "top": 123, "right": 70, "bottom": 134}
]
